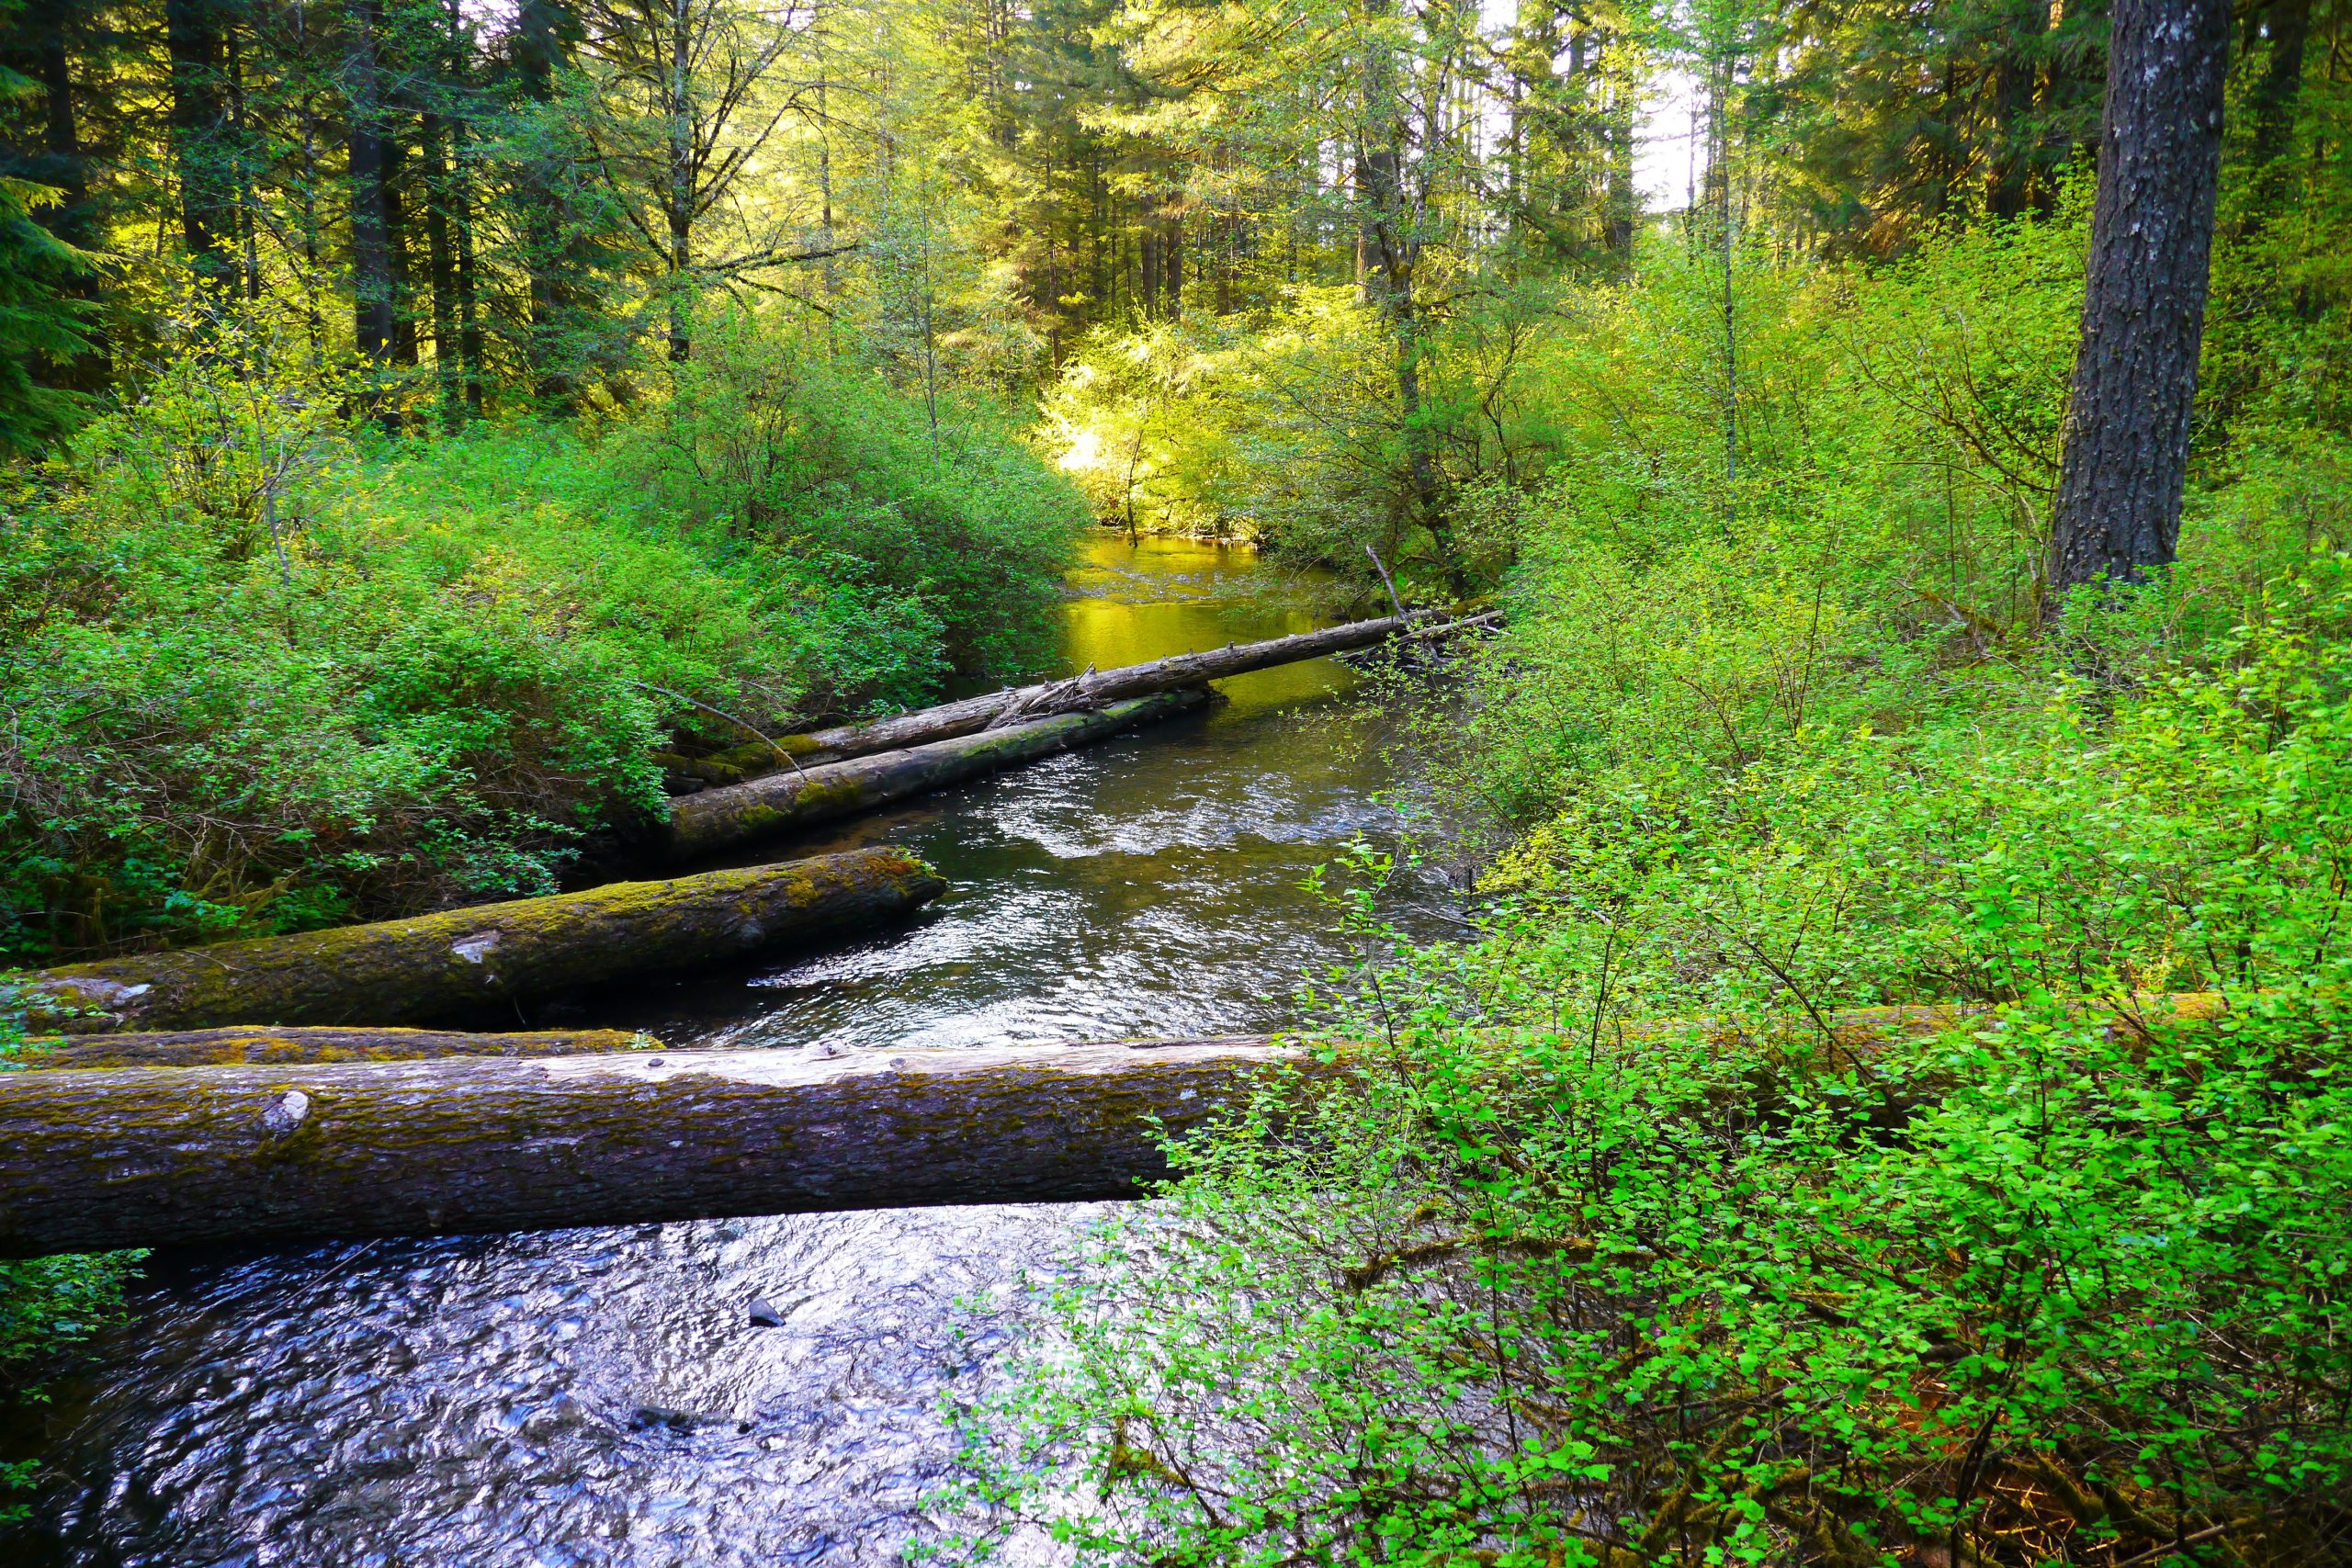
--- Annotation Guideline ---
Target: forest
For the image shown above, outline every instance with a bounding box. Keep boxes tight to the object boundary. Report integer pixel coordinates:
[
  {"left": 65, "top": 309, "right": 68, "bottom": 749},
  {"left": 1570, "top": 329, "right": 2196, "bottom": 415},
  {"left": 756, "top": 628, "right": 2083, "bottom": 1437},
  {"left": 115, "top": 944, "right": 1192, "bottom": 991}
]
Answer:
[{"left": 1, "top": 0, "right": 2349, "bottom": 1560}]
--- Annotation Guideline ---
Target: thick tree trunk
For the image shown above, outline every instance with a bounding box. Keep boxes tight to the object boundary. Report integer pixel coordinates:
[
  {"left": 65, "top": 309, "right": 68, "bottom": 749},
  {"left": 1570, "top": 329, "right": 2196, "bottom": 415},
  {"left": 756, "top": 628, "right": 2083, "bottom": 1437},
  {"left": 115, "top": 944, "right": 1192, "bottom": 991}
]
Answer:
[
  {"left": 514, "top": 0, "right": 574, "bottom": 410},
  {"left": 665, "top": 691, "right": 1211, "bottom": 860},
  {"left": 165, "top": 0, "right": 236, "bottom": 289},
  {"left": 423, "top": 106, "right": 461, "bottom": 429},
  {"left": 734, "top": 610, "right": 1497, "bottom": 773},
  {"left": 0, "top": 1037, "right": 1309, "bottom": 1257},
  {"left": 1985, "top": 0, "right": 2052, "bottom": 221},
  {"left": 345, "top": 0, "right": 397, "bottom": 386},
  {"left": 446, "top": 0, "right": 487, "bottom": 421},
  {"left": 20, "top": 847, "right": 944, "bottom": 1034},
  {"left": 16, "top": 1026, "right": 655, "bottom": 1070},
  {"left": 2251, "top": 0, "right": 2312, "bottom": 169},
  {"left": 2046, "top": 0, "right": 2230, "bottom": 600},
  {"left": 33, "top": 15, "right": 92, "bottom": 249},
  {"left": 0, "top": 998, "right": 2224, "bottom": 1258}
]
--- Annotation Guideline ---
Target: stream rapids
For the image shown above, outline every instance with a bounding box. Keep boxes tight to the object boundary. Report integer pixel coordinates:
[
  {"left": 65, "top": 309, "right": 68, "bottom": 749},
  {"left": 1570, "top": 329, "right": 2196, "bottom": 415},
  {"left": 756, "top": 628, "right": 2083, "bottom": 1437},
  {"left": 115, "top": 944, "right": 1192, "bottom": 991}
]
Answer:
[{"left": 5, "top": 537, "right": 1464, "bottom": 1567}]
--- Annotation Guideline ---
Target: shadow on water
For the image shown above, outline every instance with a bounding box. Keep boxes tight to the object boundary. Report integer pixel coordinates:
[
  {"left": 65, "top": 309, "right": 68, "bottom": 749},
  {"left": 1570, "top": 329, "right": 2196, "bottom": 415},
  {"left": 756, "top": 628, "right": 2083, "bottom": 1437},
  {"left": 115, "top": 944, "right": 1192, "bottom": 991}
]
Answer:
[{"left": 3, "top": 536, "right": 1464, "bottom": 1567}]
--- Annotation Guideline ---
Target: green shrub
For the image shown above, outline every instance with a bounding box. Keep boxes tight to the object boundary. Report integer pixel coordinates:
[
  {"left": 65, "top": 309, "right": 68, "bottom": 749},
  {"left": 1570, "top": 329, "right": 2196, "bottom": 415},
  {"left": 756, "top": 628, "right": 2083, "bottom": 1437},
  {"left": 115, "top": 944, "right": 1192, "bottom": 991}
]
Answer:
[
  {"left": 0, "top": 303, "right": 1080, "bottom": 961},
  {"left": 943, "top": 574, "right": 2352, "bottom": 1567}
]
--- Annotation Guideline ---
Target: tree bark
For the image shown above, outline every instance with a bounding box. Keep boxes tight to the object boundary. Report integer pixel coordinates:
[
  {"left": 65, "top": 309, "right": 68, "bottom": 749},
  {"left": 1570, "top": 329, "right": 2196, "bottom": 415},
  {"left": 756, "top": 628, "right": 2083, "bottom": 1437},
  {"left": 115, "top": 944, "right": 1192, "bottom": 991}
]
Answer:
[
  {"left": 345, "top": 0, "right": 398, "bottom": 389},
  {"left": 447, "top": 0, "right": 487, "bottom": 419},
  {"left": 665, "top": 0, "right": 693, "bottom": 361},
  {"left": 514, "top": 0, "right": 575, "bottom": 410},
  {"left": 664, "top": 691, "right": 1211, "bottom": 861},
  {"left": 422, "top": 104, "right": 462, "bottom": 429},
  {"left": 15, "top": 1026, "right": 655, "bottom": 1070},
  {"left": 0, "top": 998, "right": 2224, "bottom": 1258},
  {"left": 0, "top": 1037, "right": 1312, "bottom": 1257},
  {"left": 2045, "top": 0, "right": 2230, "bottom": 600},
  {"left": 1984, "top": 0, "right": 2052, "bottom": 221},
  {"left": 735, "top": 610, "right": 1497, "bottom": 773},
  {"left": 2250, "top": 0, "right": 2312, "bottom": 169},
  {"left": 165, "top": 0, "right": 236, "bottom": 289},
  {"left": 19, "top": 847, "right": 944, "bottom": 1034}
]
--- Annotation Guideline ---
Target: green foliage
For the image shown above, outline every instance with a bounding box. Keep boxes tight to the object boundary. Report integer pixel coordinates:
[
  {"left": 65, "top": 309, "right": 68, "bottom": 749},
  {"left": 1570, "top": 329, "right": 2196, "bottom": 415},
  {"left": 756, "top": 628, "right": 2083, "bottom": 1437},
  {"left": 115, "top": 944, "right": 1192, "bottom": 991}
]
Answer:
[
  {"left": 0, "top": 175, "right": 91, "bottom": 454},
  {"left": 946, "top": 186, "right": 2352, "bottom": 1563},
  {"left": 0, "top": 1242, "right": 141, "bottom": 1520},
  {"left": 0, "top": 1253, "right": 137, "bottom": 1382},
  {"left": 0, "top": 303, "right": 1080, "bottom": 961},
  {"left": 942, "top": 573, "right": 2352, "bottom": 1566},
  {"left": 606, "top": 305, "right": 1084, "bottom": 682},
  {"left": 1043, "top": 280, "right": 1556, "bottom": 603}
]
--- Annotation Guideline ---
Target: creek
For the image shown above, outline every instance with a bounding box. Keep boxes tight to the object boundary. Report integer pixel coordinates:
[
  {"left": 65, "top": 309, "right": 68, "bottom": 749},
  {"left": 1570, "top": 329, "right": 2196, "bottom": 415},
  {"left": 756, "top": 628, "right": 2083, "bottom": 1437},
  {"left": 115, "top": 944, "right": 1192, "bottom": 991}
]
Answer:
[{"left": 5, "top": 537, "right": 1464, "bottom": 1567}]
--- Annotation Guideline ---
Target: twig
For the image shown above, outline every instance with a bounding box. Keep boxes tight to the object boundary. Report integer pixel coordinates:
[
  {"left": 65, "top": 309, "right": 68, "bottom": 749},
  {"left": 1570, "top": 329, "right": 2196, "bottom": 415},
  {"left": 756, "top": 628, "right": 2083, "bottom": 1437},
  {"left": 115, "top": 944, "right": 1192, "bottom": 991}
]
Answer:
[
  {"left": 628, "top": 682, "right": 805, "bottom": 775},
  {"left": 2109, "top": 1521, "right": 2235, "bottom": 1567},
  {"left": 1365, "top": 545, "right": 1409, "bottom": 620}
]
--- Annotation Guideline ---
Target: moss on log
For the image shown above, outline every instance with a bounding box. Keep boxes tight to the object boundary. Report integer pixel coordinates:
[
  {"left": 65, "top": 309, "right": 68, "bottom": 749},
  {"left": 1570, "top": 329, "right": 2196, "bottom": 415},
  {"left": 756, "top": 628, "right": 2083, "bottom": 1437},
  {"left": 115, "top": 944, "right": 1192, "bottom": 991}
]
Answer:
[
  {"left": 8, "top": 1026, "right": 659, "bottom": 1071},
  {"left": 0, "top": 1036, "right": 1310, "bottom": 1257},
  {"left": 0, "top": 998, "right": 2225, "bottom": 1257},
  {"left": 666, "top": 689, "right": 1210, "bottom": 861},
  {"left": 761, "top": 611, "right": 1496, "bottom": 769},
  {"left": 19, "top": 848, "right": 945, "bottom": 1035}
]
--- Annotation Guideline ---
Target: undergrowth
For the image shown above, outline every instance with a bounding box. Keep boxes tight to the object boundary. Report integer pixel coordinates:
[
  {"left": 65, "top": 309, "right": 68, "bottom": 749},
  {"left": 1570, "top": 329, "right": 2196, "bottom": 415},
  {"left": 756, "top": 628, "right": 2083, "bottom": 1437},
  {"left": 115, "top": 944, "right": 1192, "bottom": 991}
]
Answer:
[{"left": 0, "top": 299, "right": 1083, "bottom": 962}]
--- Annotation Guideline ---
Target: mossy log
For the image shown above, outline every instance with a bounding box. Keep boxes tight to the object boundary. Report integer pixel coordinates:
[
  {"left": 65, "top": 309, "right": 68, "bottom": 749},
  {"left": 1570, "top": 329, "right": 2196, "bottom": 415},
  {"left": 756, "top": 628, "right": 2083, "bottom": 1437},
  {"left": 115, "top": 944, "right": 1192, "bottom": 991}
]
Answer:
[
  {"left": 0, "top": 998, "right": 2225, "bottom": 1256},
  {"left": 0, "top": 1036, "right": 1310, "bottom": 1257},
  {"left": 665, "top": 689, "right": 1210, "bottom": 861},
  {"left": 8, "top": 1026, "right": 659, "bottom": 1071},
  {"left": 19, "top": 848, "right": 945, "bottom": 1035},
  {"left": 763, "top": 611, "right": 1499, "bottom": 768}
]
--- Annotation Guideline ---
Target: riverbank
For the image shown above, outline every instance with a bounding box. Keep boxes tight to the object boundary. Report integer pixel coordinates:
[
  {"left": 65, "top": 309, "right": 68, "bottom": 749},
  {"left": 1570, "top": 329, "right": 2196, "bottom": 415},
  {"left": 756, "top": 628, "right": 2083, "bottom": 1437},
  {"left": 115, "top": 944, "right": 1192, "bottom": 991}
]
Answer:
[
  {"left": 0, "top": 326, "right": 1085, "bottom": 972},
  {"left": 0, "top": 535, "right": 1466, "bottom": 1565}
]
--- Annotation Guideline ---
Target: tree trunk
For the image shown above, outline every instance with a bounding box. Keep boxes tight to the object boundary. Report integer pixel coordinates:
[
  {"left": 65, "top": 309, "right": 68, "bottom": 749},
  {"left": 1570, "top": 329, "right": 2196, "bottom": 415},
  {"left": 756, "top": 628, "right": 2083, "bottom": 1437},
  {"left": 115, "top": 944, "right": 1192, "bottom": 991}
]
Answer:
[
  {"left": 1984, "top": 0, "right": 2052, "bottom": 221},
  {"left": 664, "top": 691, "right": 1211, "bottom": 861},
  {"left": 16, "top": 1026, "right": 655, "bottom": 1070},
  {"left": 716, "top": 611, "right": 1497, "bottom": 775},
  {"left": 0, "top": 1037, "right": 1312, "bottom": 1257},
  {"left": 35, "top": 21, "right": 85, "bottom": 238},
  {"left": 2250, "top": 0, "right": 2312, "bottom": 168},
  {"left": 2045, "top": 0, "right": 2230, "bottom": 600},
  {"left": 386, "top": 126, "right": 420, "bottom": 368},
  {"left": 422, "top": 106, "right": 461, "bottom": 429},
  {"left": 447, "top": 0, "right": 486, "bottom": 419},
  {"left": 20, "top": 847, "right": 944, "bottom": 1034},
  {"left": 665, "top": 0, "right": 693, "bottom": 362},
  {"left": 165, "top": 0, "right": 236, "bottom": 289},
  {"left": 28, "top": 6, "right": 107, "bottom": 387},
  {"left": 514, "top": 0, "right": 573, "bottom": 409},
  {"left": 1603, "top": 59, "right": 1635, "bottom": 261},
  {"left": 345, "top": 0, "right": 397, "bottom": 390},
  {"left": 0, "top": 998, "right": 2224, "bottom": 1258}
]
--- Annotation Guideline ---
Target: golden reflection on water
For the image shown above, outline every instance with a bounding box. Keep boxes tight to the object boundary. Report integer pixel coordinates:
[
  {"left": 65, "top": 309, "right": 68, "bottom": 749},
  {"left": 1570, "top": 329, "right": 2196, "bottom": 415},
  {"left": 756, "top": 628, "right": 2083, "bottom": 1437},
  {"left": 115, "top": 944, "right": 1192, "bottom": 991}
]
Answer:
[{"left": 1060, "top": 535, "right": 1356, "bottom": 714}]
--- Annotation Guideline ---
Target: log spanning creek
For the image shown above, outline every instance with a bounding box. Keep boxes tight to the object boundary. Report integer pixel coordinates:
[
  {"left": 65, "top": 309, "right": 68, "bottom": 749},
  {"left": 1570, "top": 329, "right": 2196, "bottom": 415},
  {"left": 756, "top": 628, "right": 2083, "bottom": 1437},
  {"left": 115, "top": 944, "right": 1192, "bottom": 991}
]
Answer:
[{"left": 5, "top": 537, "right": 1468, "bottom": 1567}]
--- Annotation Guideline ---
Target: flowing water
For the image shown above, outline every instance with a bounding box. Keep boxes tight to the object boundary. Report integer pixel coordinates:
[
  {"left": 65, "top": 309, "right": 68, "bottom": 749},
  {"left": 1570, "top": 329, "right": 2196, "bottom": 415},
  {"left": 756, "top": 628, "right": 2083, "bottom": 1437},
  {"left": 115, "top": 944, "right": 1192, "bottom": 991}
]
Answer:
[{"left": 5, "top": 537, "right": 1464, "bottom": 1568}]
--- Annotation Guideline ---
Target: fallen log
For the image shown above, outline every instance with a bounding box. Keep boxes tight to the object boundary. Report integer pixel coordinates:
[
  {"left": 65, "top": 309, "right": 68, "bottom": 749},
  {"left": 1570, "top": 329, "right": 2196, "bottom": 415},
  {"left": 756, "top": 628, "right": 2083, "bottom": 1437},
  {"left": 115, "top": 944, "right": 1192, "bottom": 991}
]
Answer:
[
  {"left": 7, "top": 1025, "right": 658, "bottom": 1071},
  {"left": 666, "top": 688, "right": 1210, "bottom": 861},
  {"left": 19, "top": 847, "right": 945, "bottom": 1035},
  {"left": 0, "top": 1036, "right": 1309, "bottom": 1257},
  {"left": 760, "top": 610, "right": 1500, "bottom": 768},
  {"left": 0, "top": 998, "right": 2226, "bottom": 1256}
]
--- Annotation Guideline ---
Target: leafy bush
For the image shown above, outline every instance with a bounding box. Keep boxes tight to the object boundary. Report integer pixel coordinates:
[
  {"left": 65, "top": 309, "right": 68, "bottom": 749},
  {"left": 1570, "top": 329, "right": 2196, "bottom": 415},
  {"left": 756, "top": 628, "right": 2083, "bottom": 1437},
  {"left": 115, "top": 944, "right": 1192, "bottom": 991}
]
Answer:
[
  {"left": 606, "top": 303, "right": 1084, "bottom": 682},
  {"left": 944, "top": 572, "right": 2352, "bottom": 1567},
  {"left": 944, "top": 194, "right": 2352, "bottom": 1561},
  {"left": 0, "top": 303, "right": 1080, "bottom": 961}
]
